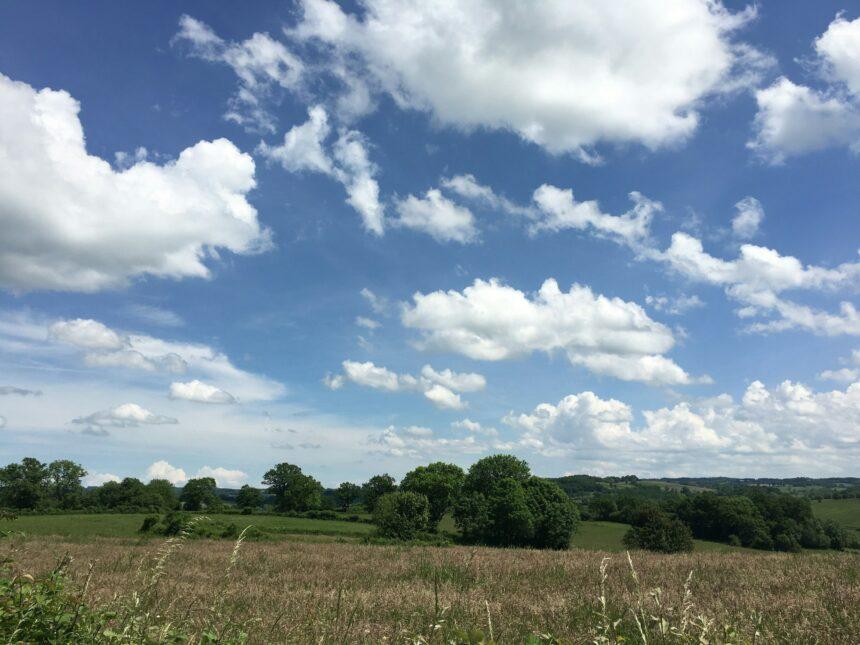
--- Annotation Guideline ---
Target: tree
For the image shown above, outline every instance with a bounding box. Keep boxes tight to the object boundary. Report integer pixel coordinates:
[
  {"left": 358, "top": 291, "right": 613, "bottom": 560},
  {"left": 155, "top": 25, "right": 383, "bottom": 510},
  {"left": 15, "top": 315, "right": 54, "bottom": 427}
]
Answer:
[
  {"left": 400, "top": 462, "right": 465, "bottom": 529},
  {"left": 335, "top": 482, "right": 361, "bottom": 511},
  {"left": 361, "top": 474, "right": 397, "bottom": 513},
  {"left": 0, "top": 458, "right": 50, "bottom": 509},
  {"left": 373, "top": 491, "right": 429, "bottom": 540},
  {"left": 454, "top": 454, "right": 578, "bottom": 549},
  {"left": 236, "top": 484, "right": 263, "bottom": 511},
  {"left": 146, "top": 479, "right": 179, "bottom": 510},
  {"left": 263, "top": 463, "right": 323, "bottom": 512},
  {"left": 46, "top": 460, "right": 87, "bottom": 509},
  {"left": 180, "top": 477, "right": 219, "bottom": 511},
  {"left": 623, "top": 508, "right": 694, "bottom": 553}
]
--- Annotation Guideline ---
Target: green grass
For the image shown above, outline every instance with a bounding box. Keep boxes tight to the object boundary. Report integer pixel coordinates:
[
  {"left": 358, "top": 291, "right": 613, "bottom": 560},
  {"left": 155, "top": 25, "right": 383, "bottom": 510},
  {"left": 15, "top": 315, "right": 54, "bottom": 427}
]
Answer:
[
  {"left": 570, "top": 520, "right": 627, "bottom": 550},
  {"left": 812, "top": 498, "right": 860, "bottom": 536},
  {"left": 0, "top": 513, "right": 375, "bottom": 540}
]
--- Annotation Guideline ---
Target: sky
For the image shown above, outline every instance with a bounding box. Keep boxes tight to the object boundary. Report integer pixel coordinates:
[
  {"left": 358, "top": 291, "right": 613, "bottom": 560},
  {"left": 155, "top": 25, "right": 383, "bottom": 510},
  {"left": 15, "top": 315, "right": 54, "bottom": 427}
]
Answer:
[{"left": 0, "top": 0, "right": 859, "bottom": 488}]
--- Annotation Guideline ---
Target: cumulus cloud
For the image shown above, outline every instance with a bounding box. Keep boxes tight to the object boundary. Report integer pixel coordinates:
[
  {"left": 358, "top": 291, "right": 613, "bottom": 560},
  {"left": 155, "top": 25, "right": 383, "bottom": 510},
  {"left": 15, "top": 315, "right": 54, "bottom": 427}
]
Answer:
[
  {"left": 169, "top": 380, "right": 237, "bottom": 404},
  {"left": 401, "top": 278, "right": 704, "bottom": 386},
  {"left": 50, "top": 318, "right": 284, "bottom": 402},
  {"left": 174, "top": 15, "right": 304, "bottom": 132},
  {"left": 505, "top": 378, "right": 860, "bottom": 458},
  {"left": 818, "top": 348, "right": 860, "bottom": 383},
  {"left": 0, "top": 73, "right": 270, "bottom": 293},
  {"left": 197, "top": 466, "right": 247, "bottom": 487},
  {"left": 393, "top": 189, "right": 478, "bottom": 244},
  {"left": 0, "top": 386, "right": 42, "bottom": 397},
  {"left": 257, "top": 106, "right": 384, "bottom": 234},
  {"left": 645, "top": 294, "right": 705, "bottom": 316},
  {"left": 83, "top": 472, "right": 121, "bottom": 487},
  {"left": 731, "top": 197, "right": 764, "bottom": 239},
  {"left": 440, "top": 175, "right": 532, "bottom": 217},
  {"left": 655, "top": 232, "right": 860, "bottom": 335},
  {"left": 749, "top": 15, "right": 860, "bottom": 161},
  {"left": 72, "top": 403, "right": 178, "bottom": 432},
  {"left": 145, "top": 460, "right": 187, "bottom": 485},
  {"left": 369, "top": 425, "right": 484, "bottom": 458},
  {"left": 452, "top": 418, "right": 498, "bottom": 437},
  {"left": 292, "top": 0, "right": 767, "bottom": 157},
  {"left": 325, "top": 360, "right": 485, "bottom": 410}
]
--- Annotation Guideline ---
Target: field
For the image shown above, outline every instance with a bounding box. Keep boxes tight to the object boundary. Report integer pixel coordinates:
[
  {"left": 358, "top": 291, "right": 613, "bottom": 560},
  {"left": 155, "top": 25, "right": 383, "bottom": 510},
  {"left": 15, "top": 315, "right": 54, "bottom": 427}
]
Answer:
[
  {"left": 813, "top": 498, "right": 860, "bottom": 536},
  {"left": 3, "top": 534, "right": 859, "bottom": 643}
]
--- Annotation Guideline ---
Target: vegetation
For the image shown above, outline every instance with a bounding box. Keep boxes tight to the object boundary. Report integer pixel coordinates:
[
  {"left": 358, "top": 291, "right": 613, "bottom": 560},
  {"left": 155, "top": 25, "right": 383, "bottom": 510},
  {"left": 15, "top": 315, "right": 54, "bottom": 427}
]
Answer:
[
  {"left": 334, "top": 481, "right": 361, "bottom": 511},
  {"left": 180, "top": 477, "right": 221, "bottom": 511},
  {"left": 373, "top": 491, "right": 430, "bottom": 540},
  {"left": 360, "top": 473, "right": 397, "bottom": 513},
  {"left": 623, "top": 508, "right": 694, "bottom": 553},
  {"left": 262, "top": 463, "right": 323, "bottom": 512},
  {"left": 235, "top": 485, "right": 263, "bottom": 511},
  {"left": 400, "top": 462, "right": 465, "bottom": 529}
]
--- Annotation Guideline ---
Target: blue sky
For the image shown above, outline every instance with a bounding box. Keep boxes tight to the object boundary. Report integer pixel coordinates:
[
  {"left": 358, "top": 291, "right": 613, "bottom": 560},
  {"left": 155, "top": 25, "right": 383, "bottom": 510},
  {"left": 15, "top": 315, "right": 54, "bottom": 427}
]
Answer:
[{"left": 1, "top": 0, "right": 859, "bottom": 487}]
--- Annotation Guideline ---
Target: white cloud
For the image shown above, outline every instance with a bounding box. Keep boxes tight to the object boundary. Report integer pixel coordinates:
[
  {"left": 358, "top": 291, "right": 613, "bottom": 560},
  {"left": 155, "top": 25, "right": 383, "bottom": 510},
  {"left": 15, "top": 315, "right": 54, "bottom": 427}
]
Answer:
[
  {"left": 174, "top": 15, "right": 303, "bottom": 132},
  {"left": 72, "top": 403, "right": 178, "bottom": 432},
  {"left": 531, "top": 186, "right": 660, "bottom": 249},
  {"left": 394, "top": 189, "right": 478, "bottom": 244},
  {"left": 0, "top": 73, "right": 269, "bottom": 293},
  {"left": 124, "top": 304, "right": 184, "bottom": 328},
  {"left": 369, "top": 425, "right": 485, "bottom": 458},
  {"left": 293, "top": 0, "right": 767, "bottom": 157},
  {"left": 360, "top": 288, "right": 389, "bottom": 315},
  {"left": 170, "top": 380, "right": 237, "bottom": 404},
  {"left": 49, "top": 318, "right": 284, "bottom": 402},
  {"left": 49, "top": 319, "right": 124, "bottom": 351},
  {"left": 401, "top": 278, "right": 703, "bottom": 386},
  {"left": 355, "top": 316, "right": 380, "bottom": 330},
  {"left": 145, "top": 460, "right": 188, "bottom": 485},
  {"left": 257, "top": 106, "right": 384, "bottom": 235},
  {"left": 326, "top": 360, "right": 485, "bottom": 410},
  {"left": 656, "top": 232, "right": 860, "bottom": 335},
  {"left": 645, "top": 294, "right": 705, "bottom": 316},
  {"left": 452, "top": 418, "right": 498, "bottom": 437},
  {"left": 749, "top": 16, "right": 860, "bottom": 161},
  {"left": 818, "top": 348, "right": 860, "bottom": 382},
  {"left": 440, "top": 174, "right": 532, "bottom": 217},
  {"left": 83, "top": 472, "right": 121, "bottom": 487},
  {"left": 731, "top": 196, "right": 764, "bottom": 239},
  {"left": 197, "top": 466, "right": 247, "bottom": 487}
]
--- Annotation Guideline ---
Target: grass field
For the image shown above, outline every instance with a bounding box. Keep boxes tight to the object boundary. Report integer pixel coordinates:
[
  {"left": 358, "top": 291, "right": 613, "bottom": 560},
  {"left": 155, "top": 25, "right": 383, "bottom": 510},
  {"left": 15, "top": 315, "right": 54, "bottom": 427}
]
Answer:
[
  {"left": 812, "top": 498, "right": 860, "bottom": 535},
  {"left": 3, "top": 534, "right": 858, "bottom": 643}
]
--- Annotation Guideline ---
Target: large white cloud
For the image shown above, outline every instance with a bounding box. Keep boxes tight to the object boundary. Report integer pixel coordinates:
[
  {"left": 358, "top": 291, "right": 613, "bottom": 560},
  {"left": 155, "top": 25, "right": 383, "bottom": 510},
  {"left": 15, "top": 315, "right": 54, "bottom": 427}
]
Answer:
[
  {"left": 293, "top": 0, "right": 766, "bottom": 157},
  {"left": 169, "top": 380, "right": 237, "bottom": 404},
  {"left": 145, "top": 460, "right": 188, "bottom": 485},
  {"left": 749, "top": 15, "right": 860, "bottom": 161},
  {"left": 401, "top": 278, "right": 703, "bottom": 386},
  {"left": 369, "top": 425, "right": 485, "bottom": 458},
  {"left": 0, "top": 73, "right": 270, "bottom": 293},
  {"left": 197, "top": 465, "right": 247, "bottom": 487},
  {"left": 257, "top": 106, "right": 384, "bottom": 235},
  {"left": 72, "top": 403, "right": 178, "bottom": 432},
  {"left": 325, "top": 360, "right": 485, "bottom": 410},
  {"left": 174, "top": 15, "right": 304, "bottom": 132},
  {"left": 393, "top": 189, "right": 478, "bottom": 243}
]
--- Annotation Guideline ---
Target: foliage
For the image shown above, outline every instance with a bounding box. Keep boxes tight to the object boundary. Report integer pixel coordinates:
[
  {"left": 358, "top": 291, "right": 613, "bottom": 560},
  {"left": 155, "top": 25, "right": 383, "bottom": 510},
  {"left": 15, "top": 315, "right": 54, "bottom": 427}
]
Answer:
[
  {"left": 623, "top": 508, "right": 694, "bottom": 553},
  {"left": 373, "top": 491, "right": 430, "bottom": 540},
  {"left": 181, "top": 477, "right": 220, "bottom": 511},
  {"left": 454, "top": 455, "right": 578, "bottom": 549},
  {"left": 92, "top": 477, "right": 177, "bottom": 513},
  {"left": 262, "top": 462, "right": 323, "bottom": 512},
  {"left": 335, "top": 481, "right": 361, "bottom": 511},
  {"left": 400, "top": 462, "right": 465, "bottom": 529},
  {"left": 235, "top": 484, "right": 263, "bottom": 511},
  {"left": 361, "top": 473, "right": 397, "bottom": 513}
]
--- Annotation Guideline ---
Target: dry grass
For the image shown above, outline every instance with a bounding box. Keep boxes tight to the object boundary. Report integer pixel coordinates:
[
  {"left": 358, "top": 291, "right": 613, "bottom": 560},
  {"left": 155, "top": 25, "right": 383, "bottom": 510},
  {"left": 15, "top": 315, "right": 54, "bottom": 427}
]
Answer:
[{"left": 3, "top": 535, "right": 859, "bottom": 643}]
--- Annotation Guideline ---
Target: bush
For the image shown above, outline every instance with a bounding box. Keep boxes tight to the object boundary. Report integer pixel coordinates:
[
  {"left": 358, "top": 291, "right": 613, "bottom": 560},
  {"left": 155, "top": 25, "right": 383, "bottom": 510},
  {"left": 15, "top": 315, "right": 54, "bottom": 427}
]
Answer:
[
  {"left": 623, "top": 509, "right": 694, "bottom": 553},
  {"left": 373, "top": 491, "right": 429, "bottom": 540}
]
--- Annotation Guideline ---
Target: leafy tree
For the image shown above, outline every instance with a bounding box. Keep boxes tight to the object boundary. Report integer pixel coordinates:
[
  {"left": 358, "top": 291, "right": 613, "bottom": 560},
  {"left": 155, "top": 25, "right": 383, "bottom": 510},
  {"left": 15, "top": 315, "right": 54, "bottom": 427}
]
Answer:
[
  {"left": 454, "top": 455, "right": 578, "bottom": 549},
  {"left": 400, "top": 462, "right": 465, "bottom": 529},
  {"left": 46, "top": 460, "right": 87, "bottom": 509},
  {"left": 180, "top": 477, "right": 219, "bottom": 511},
  {"left": 0, "top": 458, "right": 50, "bottom": 509},
  {"left": 361, "top": 474, "right": 397, "bottom": 513},
  {"left": 235, "top": 484, "right": 263, "bottom": 510},
  {"left": 335, "top": 482, "right": 361, "bottom": 511},
  {"left": 623, "top": 508, "right": 693, "bottom": 553},
  {"left": 146, "top": 479, "right": 179, "bottom": 510},
  {"left": 263, "top": 463, "right": 323, "bottom": 512},
  {"left": 373, "top": 491, "right": 429, "bottom": 540}
]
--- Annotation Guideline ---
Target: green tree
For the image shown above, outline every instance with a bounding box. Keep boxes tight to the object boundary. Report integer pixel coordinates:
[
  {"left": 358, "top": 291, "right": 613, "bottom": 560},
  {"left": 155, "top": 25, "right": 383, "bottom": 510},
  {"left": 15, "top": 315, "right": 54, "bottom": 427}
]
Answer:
[
  {"left": 0, "top": 458, "right": 50, "bottom": 509},
  {"left": 335, "top": 482, "right": 361, "bottom": 511},
  {"left": 400, "top": 462, "right": 465, "bottom": 529},
  {"left": 361, "top": 474, "right": 397, "bottom": 513},
  {"left": 373, "top": 491, "right": 429, "bottom": 540},
  {"left": 180, "top": 477, "right": 219, "bottom": 511},
  {"left": 146, "top": 479, "right": 179, "bottom": 510},
  {"left": 524, "top": 477, "right": 580, "bottom": 549},
  {"left": 623, "top": 509, "right": 694, "bottom": 553},
  {"left": 46, "top": 460, "right": 87, "bottom": 509},
  {"left": 235, "top": 484, "right": 263, "bottom": 510},
  {"left": 263, "top": 463, "right": 323, "bottom": 512}
]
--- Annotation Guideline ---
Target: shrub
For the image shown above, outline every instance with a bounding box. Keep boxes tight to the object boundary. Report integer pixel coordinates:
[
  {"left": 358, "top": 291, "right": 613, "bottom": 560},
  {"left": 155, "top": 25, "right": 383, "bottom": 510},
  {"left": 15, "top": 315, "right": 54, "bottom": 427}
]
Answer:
[
  {"left": 373, "top": 491, "right": 429, "bottom": 540},
  {"left": 623, "top": 509, "right": 694, "bottom": 553}
]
